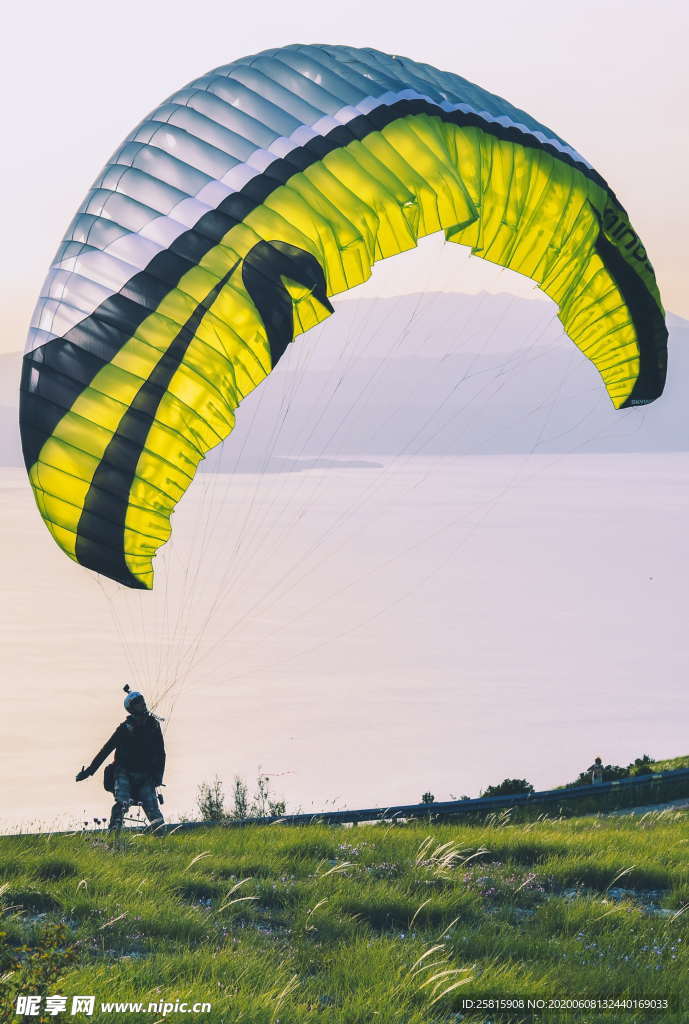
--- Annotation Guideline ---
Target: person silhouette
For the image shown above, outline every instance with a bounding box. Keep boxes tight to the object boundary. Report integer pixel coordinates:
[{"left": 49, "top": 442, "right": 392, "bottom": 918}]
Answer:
[
  {"left": 75, "top": 686, "right": 165, "bottom": 830},
  {"left": 587, "top": 756, "right": 604, "bottom": 786}
]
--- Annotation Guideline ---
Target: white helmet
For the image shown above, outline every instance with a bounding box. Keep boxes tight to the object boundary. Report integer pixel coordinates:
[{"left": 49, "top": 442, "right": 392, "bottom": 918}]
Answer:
[{"left": 123, "top": 684, "right": 146, "bottom": 712}]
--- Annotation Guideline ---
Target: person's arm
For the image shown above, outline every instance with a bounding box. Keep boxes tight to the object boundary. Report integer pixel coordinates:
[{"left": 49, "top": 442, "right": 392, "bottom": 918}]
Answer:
[
  {"left": 80, "top": 727, "right": 120, "bottom": 777},
  {"left": 151, "top": 720, "right": 166, "bottom": 786}
]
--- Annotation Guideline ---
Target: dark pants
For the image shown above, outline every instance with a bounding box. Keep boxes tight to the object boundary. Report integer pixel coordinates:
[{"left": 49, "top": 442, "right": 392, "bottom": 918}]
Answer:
[{"left": 109, "top": 769, "right": 164, "bottom": 830}]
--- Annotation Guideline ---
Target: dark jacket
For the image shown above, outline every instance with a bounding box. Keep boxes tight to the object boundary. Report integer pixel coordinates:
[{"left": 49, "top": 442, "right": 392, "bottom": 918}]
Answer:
[{"left": 87, "top": 714, "right": 165, "bottom": 785}]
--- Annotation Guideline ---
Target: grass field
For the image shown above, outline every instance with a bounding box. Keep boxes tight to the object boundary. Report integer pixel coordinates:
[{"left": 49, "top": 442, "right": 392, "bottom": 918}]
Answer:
[
  {"left": 2, "top": 810, "right": 689, "bottom": 1024},
  {"left": 650, "top": 756, "right": 689, "bottom": 774}
]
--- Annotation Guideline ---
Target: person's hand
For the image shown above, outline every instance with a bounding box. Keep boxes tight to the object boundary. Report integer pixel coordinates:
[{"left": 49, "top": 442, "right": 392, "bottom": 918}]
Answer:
[{"left": 75, "top": 766, "right": 91, "bottom": 782}]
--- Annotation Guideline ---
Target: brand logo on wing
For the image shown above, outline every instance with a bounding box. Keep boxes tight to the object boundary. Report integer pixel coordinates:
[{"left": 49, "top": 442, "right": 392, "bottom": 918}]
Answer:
[{"left": 603, "top": 208, "right": 652, "bottom": 272}]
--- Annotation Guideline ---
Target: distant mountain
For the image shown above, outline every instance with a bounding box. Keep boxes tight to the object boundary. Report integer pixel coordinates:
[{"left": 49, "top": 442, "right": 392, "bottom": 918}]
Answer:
[
  {"left": 667, "top": 311, "right": 689, "bottom": 332},
  {"left": 1, "top": 293, "right": 687, "bottom": 468}
]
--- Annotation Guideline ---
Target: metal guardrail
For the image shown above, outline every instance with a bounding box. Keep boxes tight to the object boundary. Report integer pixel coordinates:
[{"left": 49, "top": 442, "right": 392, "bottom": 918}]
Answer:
[
  {"left": 5, "top": 767, "right": 689, "bottom": 839},
  {"left": 176, "top": 766, "right": 689, "bottom": 830}
]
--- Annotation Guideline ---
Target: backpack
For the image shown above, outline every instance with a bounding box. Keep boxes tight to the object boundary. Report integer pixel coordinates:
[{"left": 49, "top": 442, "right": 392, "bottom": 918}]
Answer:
[{"left": 103, "top": 761, "right": 117, "bottom": 793}]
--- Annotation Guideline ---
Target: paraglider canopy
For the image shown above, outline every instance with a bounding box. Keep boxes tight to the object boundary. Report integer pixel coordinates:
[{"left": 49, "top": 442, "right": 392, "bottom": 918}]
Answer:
[{"left": 20, "top": 44, "right": 667, "bottom": 590}]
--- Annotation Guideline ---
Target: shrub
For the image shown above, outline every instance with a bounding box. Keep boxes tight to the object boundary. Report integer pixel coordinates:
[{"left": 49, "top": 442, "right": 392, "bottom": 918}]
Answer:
[
  {"left": 195, "top": 772, "right": 287, "bottom": 822},
  {"left": 0, "top": 921, "right": 77, "bottom": 1024},
  {"left": 629, "top": 754, "right": 656, "bottom": 776},
  {"left": 231, "top": 772, "right": 285, "bottom": 819},
  {"left": 231, "top": 775, "right": 248, "bottom": 819},
  {"left": 481, "top": 778, "right": 535, "bottom": 798},
  {"left": 196, "top": 776, "right": 226, "bottom": 822},
  {"left": 249, "top": 773, "right": 286, "bottom": 818}
]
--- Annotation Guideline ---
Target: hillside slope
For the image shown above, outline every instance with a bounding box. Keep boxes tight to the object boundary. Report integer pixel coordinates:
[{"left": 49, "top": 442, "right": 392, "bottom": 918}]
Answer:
[{"left": 2, "top": 816, "right": 689, "bottom": 1023}]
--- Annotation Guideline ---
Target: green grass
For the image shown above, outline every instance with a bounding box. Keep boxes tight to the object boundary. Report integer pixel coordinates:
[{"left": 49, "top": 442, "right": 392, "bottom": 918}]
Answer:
[
  {"left": 651, "top": 756, "right": 689, "bottom": 773},
  {"left": 2, "top": 812, "right": 689, "bottom": 1023}
]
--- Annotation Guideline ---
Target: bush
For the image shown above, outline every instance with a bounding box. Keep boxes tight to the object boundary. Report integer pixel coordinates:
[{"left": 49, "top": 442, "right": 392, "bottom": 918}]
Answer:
[
  {"left": 629, "top": 754, "right": 656, "bottom": 776},
  {"left": 231, "top": 775, "right": 248, "bottom": 819},
  {"left": 481, "top": 778, "right": 535, "bottom": 798},
  {"left": 195, "top": 772, "right": 287, "bottom": 822},
  {"left": 196, "top": 776, "right": 226, "bottom": 822},
  {"left": 0, "top": 922, "right": 77, "bottom": 1024},
  {"left": 228, "top": 772, "right": 286, "bottom": 819},
  {"left": 244, "top": 773, "right": 286, "bottom": 819}
]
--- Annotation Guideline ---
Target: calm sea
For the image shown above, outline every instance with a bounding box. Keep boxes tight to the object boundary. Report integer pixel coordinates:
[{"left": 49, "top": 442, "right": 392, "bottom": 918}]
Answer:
[{"left": 2, "top": 453, "right": 688, "bottom": 830}]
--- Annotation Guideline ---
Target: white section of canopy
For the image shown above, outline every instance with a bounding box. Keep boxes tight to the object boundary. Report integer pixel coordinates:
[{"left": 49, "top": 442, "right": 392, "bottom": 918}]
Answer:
[{"left": 26, "top": 87, "right": 588, "bottom": 355}]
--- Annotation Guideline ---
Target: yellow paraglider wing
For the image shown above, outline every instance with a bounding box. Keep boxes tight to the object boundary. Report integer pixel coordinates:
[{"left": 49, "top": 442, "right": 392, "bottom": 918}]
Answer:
[{"left": 20, "top": 45, "right": 667, "bottom": 588}]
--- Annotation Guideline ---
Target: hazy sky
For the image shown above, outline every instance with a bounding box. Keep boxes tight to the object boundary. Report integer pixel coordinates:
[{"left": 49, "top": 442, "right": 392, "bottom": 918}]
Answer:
[
  {"left": 2, "top": 0, "right": 687, "bottom": 356},
  {"left": 2, "top": 3, "right": 688, "bottom": 827}
]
